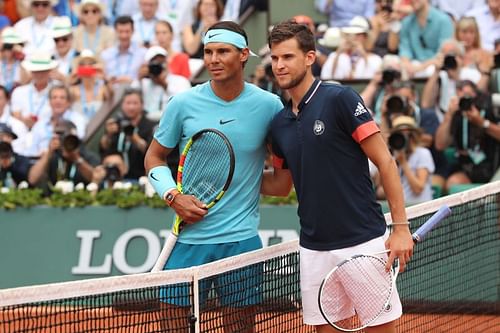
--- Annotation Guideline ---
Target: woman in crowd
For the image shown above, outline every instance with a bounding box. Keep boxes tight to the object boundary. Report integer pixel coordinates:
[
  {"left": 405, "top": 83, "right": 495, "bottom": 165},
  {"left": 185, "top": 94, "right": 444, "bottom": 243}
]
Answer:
[
  {"left": 0, "top": 27, "right": 27, "bottom": 92},
  {"left": 155, "top": 20, "right": 191, "bottom": 80},
  {"left": 455, "top": 16, "right": 493, "bottom": 73}
]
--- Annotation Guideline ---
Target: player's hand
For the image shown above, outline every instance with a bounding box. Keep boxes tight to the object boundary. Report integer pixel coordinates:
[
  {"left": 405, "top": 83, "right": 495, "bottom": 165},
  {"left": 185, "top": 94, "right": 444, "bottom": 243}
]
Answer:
[
  {"left": 385, "top": 226, "right": 414, "bottom": 273},
  {"left": 170, "top": 194, "right": 208, "bottom": 223}
]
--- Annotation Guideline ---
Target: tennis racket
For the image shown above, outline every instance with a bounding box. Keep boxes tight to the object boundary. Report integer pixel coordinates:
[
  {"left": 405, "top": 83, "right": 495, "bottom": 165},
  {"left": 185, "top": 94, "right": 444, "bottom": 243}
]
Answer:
[
  {"left": 151, "top": 128, "right": 235, "bottom": 272},
  {"left": 318, "top": 205, "right": 452, "bottom": 331}
]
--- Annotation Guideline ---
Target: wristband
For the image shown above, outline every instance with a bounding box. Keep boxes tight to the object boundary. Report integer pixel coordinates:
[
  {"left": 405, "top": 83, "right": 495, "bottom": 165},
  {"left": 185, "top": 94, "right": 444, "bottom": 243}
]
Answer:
[{"left": 148, "top": 165, "right": 177, "bottom": 199}]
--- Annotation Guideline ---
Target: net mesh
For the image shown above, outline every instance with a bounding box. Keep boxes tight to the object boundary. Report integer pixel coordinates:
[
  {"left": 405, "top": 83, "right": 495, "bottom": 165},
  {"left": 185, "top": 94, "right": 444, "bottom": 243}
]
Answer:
[{"left": 1, "top": 182, "right": 499, "bottom": 332}]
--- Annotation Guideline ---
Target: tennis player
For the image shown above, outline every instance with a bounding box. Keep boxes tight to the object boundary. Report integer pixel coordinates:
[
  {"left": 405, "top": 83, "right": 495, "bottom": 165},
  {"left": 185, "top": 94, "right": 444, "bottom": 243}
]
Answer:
[
  {"left": 144, "top": 21, "right": 285, "bottom": 332},
  {"left": 264, "top": 20, "right": 414, "bottom": 333}
]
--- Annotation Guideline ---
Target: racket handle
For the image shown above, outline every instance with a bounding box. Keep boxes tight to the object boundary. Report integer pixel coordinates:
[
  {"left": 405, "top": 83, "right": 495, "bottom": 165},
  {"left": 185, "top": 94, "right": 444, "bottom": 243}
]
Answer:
[
  {"left": 151, "top": 232, "right": 178, "bottom": 272},
  {"left": 412, "top": 205, "right": 451, "bottom": 243}
]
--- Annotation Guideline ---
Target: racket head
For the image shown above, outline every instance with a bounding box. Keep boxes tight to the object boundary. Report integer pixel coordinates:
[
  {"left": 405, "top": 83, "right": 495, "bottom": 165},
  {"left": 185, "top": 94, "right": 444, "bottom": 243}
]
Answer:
[
  {"left": 177, "top": 128, "right": 235, "bottom": 207},
  {"left": 318, "top": 254, "right": 395, "bottom": 332}
]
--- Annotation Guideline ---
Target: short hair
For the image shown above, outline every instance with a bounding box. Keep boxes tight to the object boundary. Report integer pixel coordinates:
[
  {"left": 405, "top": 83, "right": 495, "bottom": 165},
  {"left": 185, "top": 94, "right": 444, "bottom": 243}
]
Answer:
[
  {"left": 206, "top": 21, "right": 249, "bottom": 46},
  {"left": 268, "top": 19, "right": 316, "bottom": 54},
  {"left": 122, "top": 87, "right": 143, "bottom": 104},
  {"left": 155, "top": 19, "right": 173, "bottom": 33},
  {"left": 114, "top": 15, "right": 134, "bottom": 29},
  {"left": 49, "top": 84, "right": 72, "bottom": 103}
]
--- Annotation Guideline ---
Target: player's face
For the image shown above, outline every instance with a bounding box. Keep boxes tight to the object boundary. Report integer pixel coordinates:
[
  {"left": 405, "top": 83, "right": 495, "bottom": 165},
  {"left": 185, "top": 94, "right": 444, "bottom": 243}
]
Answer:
[
  {"left": 270, "top": 38, "right": 315, "bottom": 90},
  {"left": 203, "top": 42, "right": 247, "bottom": 82}
]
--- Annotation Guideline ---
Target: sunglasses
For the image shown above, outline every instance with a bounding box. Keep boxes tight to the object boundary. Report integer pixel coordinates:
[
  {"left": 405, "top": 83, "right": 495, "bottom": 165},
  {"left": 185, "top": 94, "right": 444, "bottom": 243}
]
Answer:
[
  {"left": 82, "top": 8, "right": 100, "bottom": 15},
  {"left": 54, "top": 36, "right": 70, "bottom": 43},
  {"left": 32, "top": 2, "right": 50, "bottom": 8}
]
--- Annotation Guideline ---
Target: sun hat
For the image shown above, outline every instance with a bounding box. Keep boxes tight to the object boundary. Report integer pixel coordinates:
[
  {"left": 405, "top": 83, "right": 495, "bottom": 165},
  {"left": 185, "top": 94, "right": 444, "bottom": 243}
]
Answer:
[
  {"left": 76, "top": 0, "right": 106, "bottom": 16},
  {"left": 29, "top": 0, "right": 59, "bottom": 6},
  {"left": 390, "top": 116, "right": 420, "bottom": 132},
  {"left": 341, "top": 16, "right": 370, "bottom": 35},
  {"left": 1, "top": 27, "right": 25, "bottom": 45},
  {"left": 51, "top": 16, "right": 73, "bottom": 39},
  {"left": 318, "top": 27, "right": 341, "bottom": 49},
  {"left": 21, "top": 50, "right": 58, "bottom": 72}
]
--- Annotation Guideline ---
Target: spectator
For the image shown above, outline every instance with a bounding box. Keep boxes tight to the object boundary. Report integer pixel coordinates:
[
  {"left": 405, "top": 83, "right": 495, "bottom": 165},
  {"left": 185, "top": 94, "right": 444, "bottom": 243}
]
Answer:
[
  {"left": 154, "top": 20, "right": 191, "bottom": 79},
  {"left": 3, "top": 0, "right": 22, "bottom": 24},
  {"left": 100, "top": 15, "right": 147, "bottom": 86},
  {"left": 421, "top": 39, "right": 490, "bottom": 120},
  {"left": 369, "top": 0, "right": 402, "bottom": 56},
  {"left": 398, "top": 0, "right": 454, "bottom": 78},
  {"left": 320, "top": 16, "right": 382, "bottom": 80},
  {"left": 52, "top": 0, "right": 79, "bottom": 26},
  {"left": 465, "top": 0, "right": 500, "bottom": 52},
  {"left": 73, "top": 0, "right": 115, "bottom": 57},
  {"left": 28, "top": 119, "right": 99, "bottom": 188},
  {"left": 91, "top": 152, "right": 129, "bottom": 189},
  {"left": 14, "top": 0, "right": 58, "bottom": 56},
  {"left": 0, "top": 123, "right": 32, "bottom": 188},
  {"left": 99, "top": 88, "right": 155, "bottom": 181},
  {"left": 431, "top": 0, "right": 485, "bottom": 21},
  {"left": 0, "top": 0, "right": 12, "bottom": 29},
  {"left": 70, "top": 49, "right": 110, "bottom": 125},
  {"left": 132, "top": 46, "right": 191, "bottom": 121},
  {"left": 132, "top": 0, "right": 163, "bottom": 48},
  {"left": 50, "top": 16, "right": 79, "bottom": 83},
  {"left": 157, "top": 0, "right": 197, "bottom": 53},
  {"left": 375, "top": 115, "right": 435, "bottom": 204},
  {"left": 434, "top": 80, "right": 500, "bottom": 191},
  {"left": 221, "top": 0, "right": 268, "bottom": 22},
  {"left": 0, "top": 27, "right": 27, "bottom": 93},
  {"left": 0, "top": 85, "right": 27, "bottom": 154},
  {"left": 182, "top": 0, "right": 224, "bottom": 59},
  {"left": 455, "top": 16, "right": 494, "bottom": 73},
  {"left": 11, "top": 50, "right": 58, "bottom": 130},
  {"left": 314, "top": 0, "right": 375, "bottom": 28}
]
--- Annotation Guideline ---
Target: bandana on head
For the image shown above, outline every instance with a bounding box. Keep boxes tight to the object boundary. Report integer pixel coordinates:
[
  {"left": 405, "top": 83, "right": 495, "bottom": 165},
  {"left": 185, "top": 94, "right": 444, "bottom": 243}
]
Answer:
[{"left": 203, "top": 29, "right": 257, "bottom": 56}]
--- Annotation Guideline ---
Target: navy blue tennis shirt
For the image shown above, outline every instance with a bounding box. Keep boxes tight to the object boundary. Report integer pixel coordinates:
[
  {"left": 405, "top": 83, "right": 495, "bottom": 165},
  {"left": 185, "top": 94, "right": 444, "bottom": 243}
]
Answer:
[{"left": 271, "top": 80, "right": 387, "bottom": 251}]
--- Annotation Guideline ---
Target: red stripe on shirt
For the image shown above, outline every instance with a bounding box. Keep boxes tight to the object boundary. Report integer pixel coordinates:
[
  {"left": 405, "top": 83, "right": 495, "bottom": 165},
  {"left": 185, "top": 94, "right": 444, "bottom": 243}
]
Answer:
[
  {"left": 351, "top": 120, "right": 380, "bottom": 143},
  {"left": 272, "top": 155, "right": 285, "bottom": 169}
]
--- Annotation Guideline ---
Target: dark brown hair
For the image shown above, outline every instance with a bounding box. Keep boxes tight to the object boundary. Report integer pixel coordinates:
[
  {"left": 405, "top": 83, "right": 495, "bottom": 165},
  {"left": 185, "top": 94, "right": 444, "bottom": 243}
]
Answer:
[
  {"left": 268, "top": 19, "right": 316, "bottom": 54},
  {"left": 195, "top": 0, "right": 224, "bottom": 21}
]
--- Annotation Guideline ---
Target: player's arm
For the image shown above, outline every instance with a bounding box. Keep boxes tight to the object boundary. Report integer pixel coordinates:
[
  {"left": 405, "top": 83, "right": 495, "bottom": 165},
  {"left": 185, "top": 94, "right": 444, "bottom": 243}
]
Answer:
[
  {"left": 145, "top": 139, "right": 207, "bottom": 223},
  {"left": 261, "top": 167, "right": 293, "bottom": 196},
  {"left": 360, "top": 132, "right": 414, "bottom": 271}
]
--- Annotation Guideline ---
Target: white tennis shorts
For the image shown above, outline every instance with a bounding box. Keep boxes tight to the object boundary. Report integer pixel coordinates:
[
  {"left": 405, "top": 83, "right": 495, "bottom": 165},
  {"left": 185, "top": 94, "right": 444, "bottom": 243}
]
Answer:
[{"left": 300, "top": 234, "right": 402, "bottom": 326}]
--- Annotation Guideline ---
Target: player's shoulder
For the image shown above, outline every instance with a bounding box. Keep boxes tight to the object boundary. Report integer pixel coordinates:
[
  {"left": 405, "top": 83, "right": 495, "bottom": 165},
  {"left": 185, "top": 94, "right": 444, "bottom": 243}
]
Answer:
[
  {"left": 319, "top": 81, "right": 359, "bottom": 100},
  {"left": 244, "top": 82, "right": 281, "bottom": 101}
]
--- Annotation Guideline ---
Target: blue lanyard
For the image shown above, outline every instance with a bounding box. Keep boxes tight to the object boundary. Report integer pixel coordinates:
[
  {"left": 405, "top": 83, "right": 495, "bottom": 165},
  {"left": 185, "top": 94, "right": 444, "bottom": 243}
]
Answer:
[
  {"left": 79, "top": 82, "right": 100, "bottom": 118},
  {"left": 29, "top": 86, "right": 48, "bottom": 117},
  {"left": 115, "top": 50, "right": 133, "bottom": 77},
  {"left": 139, "top": 17, "right": 156, "bottom": 43},
  {"left": 60, "top": 49, "right": 76, "bottom": 75},
  {"left": 31, "top": 18, "right": 51, "bottom": 48},
  {"left": 83, "top": 26, "right": 101, "bottom": 53},
  {"left": 2, "top": 61, "right": 17, "bottom": 92}
]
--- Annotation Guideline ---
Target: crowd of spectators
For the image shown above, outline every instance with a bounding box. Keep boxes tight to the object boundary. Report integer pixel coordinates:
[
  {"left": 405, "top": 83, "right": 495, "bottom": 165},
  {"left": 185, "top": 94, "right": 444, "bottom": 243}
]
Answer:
[{"left": 0, "top": 0, "right": 498, "bottom": 206}]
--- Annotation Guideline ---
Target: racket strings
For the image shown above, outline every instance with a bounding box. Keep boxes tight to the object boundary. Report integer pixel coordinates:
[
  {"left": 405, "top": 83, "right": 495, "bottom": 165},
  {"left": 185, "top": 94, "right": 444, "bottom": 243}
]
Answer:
[
  {"left": 321, "top": 256, "right": 393, "bottom": 330},
  {"left": 182, "top": 132, "right": 232, "bottom": 203}
]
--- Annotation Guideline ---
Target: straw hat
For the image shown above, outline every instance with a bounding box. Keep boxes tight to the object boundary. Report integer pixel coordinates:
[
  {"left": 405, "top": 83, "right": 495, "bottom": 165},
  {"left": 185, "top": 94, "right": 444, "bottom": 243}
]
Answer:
[
  {"left": 145, "top": 46, "right": 167, "bottom": 63},
  {"left": 318, "top": 27, "right": 341, "bottom": 49},
  {"left": 76, "top": 0, "right": 106, "bottom": 16},
  {"left": 1, "top": 27, "right": 25, "bottom": 45},
  {"left": 341, "top": 16, "right": 370, "bottom": 34},
  {"left": 21, "top": 50, "right": 58, "bottom": 72},
  {"left": 51, "top": 16, "right": 73, "bottom": 39},
  {"left": 390, "top": 116, "right": 420, "bottom": 132}
]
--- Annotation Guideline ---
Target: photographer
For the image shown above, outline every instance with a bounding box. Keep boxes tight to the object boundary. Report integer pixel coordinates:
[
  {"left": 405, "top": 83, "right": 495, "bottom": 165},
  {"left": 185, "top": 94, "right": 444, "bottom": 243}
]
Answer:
[
  {"left": 375, "top": 116, "right": 435, "bottom": 204},
  {"left": 435, "top": 80, "right": 500, "bottom": 192},
  {"left": 28, "top": 120, "right": 98, "bottom": 189},
  {"left": 0, "top": 123, "right": 32, "bottom": 188},
  {"left": 99, "top": 88, "right": 155, "bottom": 181},
  {"left": 132, "top": 46, "right": 191, "bottom": 122},
  {"left": 91, "top": 152, "right": 128, "bottom": 189}
]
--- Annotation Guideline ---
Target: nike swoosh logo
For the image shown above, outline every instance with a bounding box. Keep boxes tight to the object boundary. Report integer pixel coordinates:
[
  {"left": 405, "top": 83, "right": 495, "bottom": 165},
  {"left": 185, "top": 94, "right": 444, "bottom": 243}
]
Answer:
[
  {"left": 219, "top": 119, "right": 236, "bottom": 125},
  {"left": 208, "top": 33, "right": 222, "bottom": 39},
  {"left": 150, "top": 173, "right": 159, "bottom": 181}
]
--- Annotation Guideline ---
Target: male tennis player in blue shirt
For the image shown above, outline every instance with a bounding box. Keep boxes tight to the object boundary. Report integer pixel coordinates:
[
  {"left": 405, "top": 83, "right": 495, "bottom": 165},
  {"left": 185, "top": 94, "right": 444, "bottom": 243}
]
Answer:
[
  {"left": 262, "top": 20, "right": 414, "bottom": 333},
  {"left": 145, "top": 21, "right": 286, "bottom": 332}
]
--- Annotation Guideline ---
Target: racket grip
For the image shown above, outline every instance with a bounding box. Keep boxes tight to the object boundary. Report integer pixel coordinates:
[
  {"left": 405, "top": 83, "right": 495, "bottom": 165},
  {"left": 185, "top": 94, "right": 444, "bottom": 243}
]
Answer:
[
  {"left": 151, "top": 232, "right": 178, "bottom": 272},
  {"left": 412, "top": 205, "right": 451, "bottom": 243}
]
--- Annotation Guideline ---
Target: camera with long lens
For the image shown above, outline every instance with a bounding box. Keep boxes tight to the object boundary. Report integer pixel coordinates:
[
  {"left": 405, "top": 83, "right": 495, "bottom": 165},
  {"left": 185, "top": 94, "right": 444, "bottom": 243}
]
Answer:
[
  {"left": 381, "top": 69, "right": 401, "bottom": 85},
  {"left": 55, "top": 131, "right": 80, "bottom": 152},
  {"left": 388, "top": 131, "right": 408, "bottom": 151},
  {"left": 386, "top": 95, "right": 408, "bottom": 116},
  {"left": 104, "top": 164, "right": 121, "bottom": 182},
  {"left": 120, "top": 119, "right": 135, "bottom": 136},
  {"left": 458, "top": 95, "right": 475, "bottom": 111},
  {"left": 148, "top": 62, "right": 165, "bottom": 77},
  {"left": 442, "top": 54, "right": 458, "bottom": 70}
]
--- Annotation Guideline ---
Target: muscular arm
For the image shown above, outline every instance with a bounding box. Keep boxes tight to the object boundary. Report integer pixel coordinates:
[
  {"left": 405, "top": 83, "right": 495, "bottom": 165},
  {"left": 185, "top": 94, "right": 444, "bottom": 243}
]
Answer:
[{"left": 261, "top": 168, "right": 293, "bottom": 197}]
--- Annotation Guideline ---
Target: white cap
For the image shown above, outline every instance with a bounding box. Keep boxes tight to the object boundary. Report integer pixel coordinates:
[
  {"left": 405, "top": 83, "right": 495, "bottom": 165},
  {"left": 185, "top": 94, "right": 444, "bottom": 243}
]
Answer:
[
  {"left": 144, "top": 46, "right": 167, "bottom": 63},
  {"left": 318, "top": 27, "right": 341, "bottom": 49},
  {"left": 341, "top": 16, "right": 370, "bottom": 34}
]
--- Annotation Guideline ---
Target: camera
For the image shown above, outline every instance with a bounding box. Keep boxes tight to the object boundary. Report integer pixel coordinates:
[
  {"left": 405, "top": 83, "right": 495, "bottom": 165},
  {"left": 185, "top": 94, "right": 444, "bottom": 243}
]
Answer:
[
  {"left": 120, "top": 119, "right": 135, "bottom": 136},
  {"left": 148, "top": 62, "right": 165, "bottom": 77},
  {"left": 442, "top": 54, "right": 458, "bottom": 70},
  {"left": 458, "top": 96, "right": 475, "bottom": 111},
  {"left": 381, "top": 69, "right": 401, "bottom": 86},
  {"left": 386, "top": 95, "right": 408, "bottom": 115},
  {"left": 104, "top": 164, "right": 121, "bottom": 182},
  {"left": 388, "top": 132, "right": 408, "bottom": 151},
  {"left": 55, "top": 131, "right": 80, "bottom": 152},
  {"left": 0, "top": 141, "right": 13, "bottom": 157}
]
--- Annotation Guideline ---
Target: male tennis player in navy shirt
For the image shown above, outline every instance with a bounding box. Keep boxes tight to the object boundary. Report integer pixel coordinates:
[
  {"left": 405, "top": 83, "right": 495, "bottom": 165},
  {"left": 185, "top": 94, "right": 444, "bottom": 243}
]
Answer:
[{"left": 262, "top": 20, "right": 414, "bottom": 333}]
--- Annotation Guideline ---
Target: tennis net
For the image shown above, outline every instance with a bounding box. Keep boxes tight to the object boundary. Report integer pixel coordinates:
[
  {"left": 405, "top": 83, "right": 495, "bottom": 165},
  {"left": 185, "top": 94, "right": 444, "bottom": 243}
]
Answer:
[{"left": 0, "top": 181, "right": 499, "bottom": 332}]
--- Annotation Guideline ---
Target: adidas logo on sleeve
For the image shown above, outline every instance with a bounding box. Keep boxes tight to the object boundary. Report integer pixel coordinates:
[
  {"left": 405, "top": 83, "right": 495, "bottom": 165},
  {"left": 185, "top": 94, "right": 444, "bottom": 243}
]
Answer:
[{"left": 353, "top": 102, "right": 368, "bottom": 117}]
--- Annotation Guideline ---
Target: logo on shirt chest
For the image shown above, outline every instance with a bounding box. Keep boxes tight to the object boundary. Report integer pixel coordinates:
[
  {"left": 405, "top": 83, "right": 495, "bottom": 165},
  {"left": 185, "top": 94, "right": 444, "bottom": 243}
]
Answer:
[{"left": 313, "top": 120, "right": 325, "bottom": 136}]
